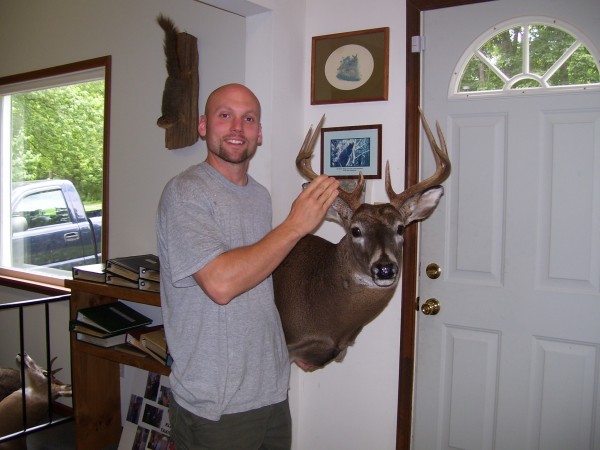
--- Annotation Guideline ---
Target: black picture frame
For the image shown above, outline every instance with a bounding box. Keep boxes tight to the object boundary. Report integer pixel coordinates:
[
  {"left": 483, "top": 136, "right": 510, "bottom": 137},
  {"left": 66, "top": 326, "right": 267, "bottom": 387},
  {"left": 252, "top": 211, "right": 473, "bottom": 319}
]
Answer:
[{"left": 320, "top": 124, "right": 382, "bottom": 179}]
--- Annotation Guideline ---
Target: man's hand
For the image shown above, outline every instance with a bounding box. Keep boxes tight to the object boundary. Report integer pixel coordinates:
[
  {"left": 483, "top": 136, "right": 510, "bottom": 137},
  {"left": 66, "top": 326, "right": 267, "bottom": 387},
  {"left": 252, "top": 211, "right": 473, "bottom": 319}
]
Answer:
[{"left": 284, "top": 175, "right": 340, "bottom": 238}]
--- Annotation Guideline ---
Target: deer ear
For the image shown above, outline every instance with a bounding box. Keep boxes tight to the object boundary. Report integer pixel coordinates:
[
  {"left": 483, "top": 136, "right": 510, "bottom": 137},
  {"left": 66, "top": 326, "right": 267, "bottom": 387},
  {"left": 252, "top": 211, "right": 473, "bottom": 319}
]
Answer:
[
  {"left": 325, "top": 197, "right": 354, "bottom": 227},
  {"left": 404, "top": 186, "right": 444, "bottom": 223}
]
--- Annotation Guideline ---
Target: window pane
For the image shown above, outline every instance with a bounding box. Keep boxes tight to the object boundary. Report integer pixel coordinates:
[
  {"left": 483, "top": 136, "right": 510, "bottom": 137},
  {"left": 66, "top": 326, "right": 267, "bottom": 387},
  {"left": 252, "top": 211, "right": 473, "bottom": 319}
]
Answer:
[
  {"left": 548, "top": 45, "right": 600, "bottom": 86},
  {"left": 512, "top": 78, "right": 542, "bottom": 89},
  {"left": 459, "top": 56, "right": 504, "bottom": 92},
  {"left": 529, "top": 24, "right": 575, "bottom": 77},
  {"left": 2, "top": 76, "right": 105, "bottom": 277},
  {"left": 480, "top": 26, "right": 524, "bottom": 80}
]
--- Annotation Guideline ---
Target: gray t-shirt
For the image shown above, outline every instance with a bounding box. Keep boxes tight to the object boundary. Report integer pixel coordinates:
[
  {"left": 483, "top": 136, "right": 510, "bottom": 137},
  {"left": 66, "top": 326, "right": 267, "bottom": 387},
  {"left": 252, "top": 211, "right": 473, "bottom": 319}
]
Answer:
[{"left": 156, "top": 162, "right": 290, "bottom": 421}]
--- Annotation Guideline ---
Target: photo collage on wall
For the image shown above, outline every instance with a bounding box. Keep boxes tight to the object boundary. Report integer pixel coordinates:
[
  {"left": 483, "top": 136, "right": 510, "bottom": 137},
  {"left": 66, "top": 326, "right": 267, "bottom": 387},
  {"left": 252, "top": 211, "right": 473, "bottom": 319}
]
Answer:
[{"left": 118, "top": 371, "right": 173, "bottom": 450}]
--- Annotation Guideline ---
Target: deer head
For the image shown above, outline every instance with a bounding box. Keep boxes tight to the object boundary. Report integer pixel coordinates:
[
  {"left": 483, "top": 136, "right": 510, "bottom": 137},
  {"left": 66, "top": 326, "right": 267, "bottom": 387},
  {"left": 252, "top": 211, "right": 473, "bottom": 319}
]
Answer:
[
  {"left": 297, "top": 110, "right": 450, "bottom": 287},
  {"left": 0, "top": 354, "right": 72, "bottom": 448},
  {"left": 16, "top": 353, "right": 72, "bottom": 400},
  {"left": 273, "top": 110, "right": 450, "bottom": 371}
]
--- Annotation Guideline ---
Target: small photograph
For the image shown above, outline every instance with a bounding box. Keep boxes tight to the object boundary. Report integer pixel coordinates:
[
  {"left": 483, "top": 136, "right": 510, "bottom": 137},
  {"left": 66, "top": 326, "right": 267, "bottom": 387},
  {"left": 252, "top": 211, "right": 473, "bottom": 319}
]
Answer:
[
  {"left": 329, "top": 136, "right": 371, "bottom": 168},
  {"left": 146, "top": 429, "right": 173, "bottom": 450},
  {"left": 126, "top": 395, "right": 144, "bottom": 424},
  {"left": 321, "top": 124, "right": 382, "bottom": 179},
  {"left": 144, "top": 372, "right": 161, "bottom": 401},
  {"left": 142, "top": 403, "right": 164, "bottom": 429},
  {"left": 158, "top": 385, "right": 170, "bottom": 407},
  {"left": 131, "top": 426, "right": 149, "bottom": 450}
]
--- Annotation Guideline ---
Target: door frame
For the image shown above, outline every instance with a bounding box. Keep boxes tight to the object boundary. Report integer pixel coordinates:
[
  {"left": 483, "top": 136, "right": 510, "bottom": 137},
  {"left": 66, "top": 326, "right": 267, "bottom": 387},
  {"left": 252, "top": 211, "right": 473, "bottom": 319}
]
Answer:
[{"left": 396, "top": 1, "right": 493, "bottom": 448}]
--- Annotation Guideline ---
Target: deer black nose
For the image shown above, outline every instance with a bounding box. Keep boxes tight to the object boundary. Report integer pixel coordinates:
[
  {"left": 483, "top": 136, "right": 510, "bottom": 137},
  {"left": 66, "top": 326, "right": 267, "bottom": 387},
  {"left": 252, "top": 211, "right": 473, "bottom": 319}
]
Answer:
[{"left": 372, "top": 263, "right": 398, "bottom": 280}]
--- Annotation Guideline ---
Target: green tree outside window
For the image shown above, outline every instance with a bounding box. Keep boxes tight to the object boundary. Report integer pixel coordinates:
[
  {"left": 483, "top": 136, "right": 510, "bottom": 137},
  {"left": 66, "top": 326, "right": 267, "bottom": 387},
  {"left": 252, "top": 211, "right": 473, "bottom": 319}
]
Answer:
[{"left": 11, "top": 81, "right": 104, "bottom": 205}]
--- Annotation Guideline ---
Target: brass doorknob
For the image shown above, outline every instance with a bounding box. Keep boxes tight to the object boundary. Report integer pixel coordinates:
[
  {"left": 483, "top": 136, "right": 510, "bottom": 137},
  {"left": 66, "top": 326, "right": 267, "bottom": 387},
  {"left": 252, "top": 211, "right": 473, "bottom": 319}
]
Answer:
[
  {"left": 421, "top": 298, "right": 440, "bottom": 315},
  {"left": 426, "top": 263, "right": 442, "bottom": 279}
]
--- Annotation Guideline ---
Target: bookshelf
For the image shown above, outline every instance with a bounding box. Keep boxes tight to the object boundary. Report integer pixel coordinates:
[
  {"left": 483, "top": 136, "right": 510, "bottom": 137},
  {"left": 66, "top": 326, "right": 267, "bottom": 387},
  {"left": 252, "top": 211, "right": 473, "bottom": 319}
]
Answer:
[{"left": 66, "top": 279, "right": 169, "bottom": 450}]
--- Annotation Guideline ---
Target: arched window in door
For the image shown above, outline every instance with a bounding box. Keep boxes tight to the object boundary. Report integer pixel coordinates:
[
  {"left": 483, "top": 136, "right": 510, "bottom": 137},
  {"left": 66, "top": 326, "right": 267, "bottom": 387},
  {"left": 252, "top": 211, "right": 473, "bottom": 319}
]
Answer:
[{"left": 451, "top": 17, "right": 600, "bottom": 97}]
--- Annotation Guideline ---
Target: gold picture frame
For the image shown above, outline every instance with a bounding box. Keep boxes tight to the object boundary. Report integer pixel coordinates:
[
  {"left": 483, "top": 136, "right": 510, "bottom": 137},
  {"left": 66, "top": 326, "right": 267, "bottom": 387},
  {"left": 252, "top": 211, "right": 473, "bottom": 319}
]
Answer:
[{"left": 311, "top": 27, "right": 389, "bottom": 105}]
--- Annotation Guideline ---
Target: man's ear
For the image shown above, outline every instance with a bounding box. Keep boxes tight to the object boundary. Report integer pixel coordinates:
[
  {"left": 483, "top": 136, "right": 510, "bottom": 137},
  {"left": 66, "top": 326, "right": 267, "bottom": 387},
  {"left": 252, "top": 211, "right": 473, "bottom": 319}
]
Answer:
[
  {"left": 258, "top": 123, "right": 263, "bottom": 146},
  {"left": 198, "top": 115, "right": 207, "bottom": 138}
]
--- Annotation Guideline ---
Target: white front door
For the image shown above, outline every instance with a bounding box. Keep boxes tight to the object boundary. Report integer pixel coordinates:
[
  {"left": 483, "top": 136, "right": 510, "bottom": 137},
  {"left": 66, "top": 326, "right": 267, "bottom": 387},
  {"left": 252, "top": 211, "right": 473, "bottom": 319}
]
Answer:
[{"left": 413, "top": 0, "right": 600, "bottom": 449}]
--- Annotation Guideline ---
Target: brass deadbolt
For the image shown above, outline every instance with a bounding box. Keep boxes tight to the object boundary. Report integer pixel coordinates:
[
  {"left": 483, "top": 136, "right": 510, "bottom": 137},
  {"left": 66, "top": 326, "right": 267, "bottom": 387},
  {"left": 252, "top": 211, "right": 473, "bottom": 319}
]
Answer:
[{"left": 426, "top": 263, "right": 442, "bottom": 279}]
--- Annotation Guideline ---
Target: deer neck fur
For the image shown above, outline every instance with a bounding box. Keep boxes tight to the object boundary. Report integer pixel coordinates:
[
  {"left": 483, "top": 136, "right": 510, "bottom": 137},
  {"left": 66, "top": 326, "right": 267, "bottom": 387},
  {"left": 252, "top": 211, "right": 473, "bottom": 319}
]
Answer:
[{"left": 274, "top": 229, "right": 401, "bottom": 369}]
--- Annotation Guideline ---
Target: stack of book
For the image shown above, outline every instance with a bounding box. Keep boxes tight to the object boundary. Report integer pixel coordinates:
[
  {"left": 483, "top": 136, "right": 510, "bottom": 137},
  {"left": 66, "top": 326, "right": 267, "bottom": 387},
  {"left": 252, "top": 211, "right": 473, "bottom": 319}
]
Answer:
[
  {"left": 70, "top": 301, "right": 153, "bottom": 348},
  {"left": 72, "top": 254, "right": 160, "bottom": 292},
  {"left": 106, "top": 254, "right": 160, "bottom": 292},
  {"left": 124, "top": 325, "right": 172, "bottom": 366}
]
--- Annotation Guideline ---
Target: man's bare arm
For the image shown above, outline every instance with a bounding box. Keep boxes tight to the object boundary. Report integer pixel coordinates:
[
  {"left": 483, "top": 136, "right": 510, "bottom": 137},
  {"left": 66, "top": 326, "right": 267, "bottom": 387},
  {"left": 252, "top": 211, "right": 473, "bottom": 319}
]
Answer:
[{"left": 193, "top": 175, "right": 339, "bottom": 304}]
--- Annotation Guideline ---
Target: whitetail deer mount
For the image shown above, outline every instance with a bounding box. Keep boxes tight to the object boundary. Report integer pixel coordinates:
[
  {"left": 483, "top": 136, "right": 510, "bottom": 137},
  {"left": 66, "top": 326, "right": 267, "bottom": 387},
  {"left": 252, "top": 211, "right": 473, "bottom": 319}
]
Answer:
[
  {"left": 273, "top": 110, "right": 450, "bottom": 372},
  {"left": 0, "top": 354, "right": 72, "bottom": 450}
]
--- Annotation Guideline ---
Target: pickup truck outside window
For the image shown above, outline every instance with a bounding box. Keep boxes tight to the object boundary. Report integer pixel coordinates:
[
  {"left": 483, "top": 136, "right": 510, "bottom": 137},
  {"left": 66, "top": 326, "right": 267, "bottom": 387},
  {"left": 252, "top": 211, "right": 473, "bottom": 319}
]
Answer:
[{"left": 11, "top": 180, "right": 102, "bottom": 271}]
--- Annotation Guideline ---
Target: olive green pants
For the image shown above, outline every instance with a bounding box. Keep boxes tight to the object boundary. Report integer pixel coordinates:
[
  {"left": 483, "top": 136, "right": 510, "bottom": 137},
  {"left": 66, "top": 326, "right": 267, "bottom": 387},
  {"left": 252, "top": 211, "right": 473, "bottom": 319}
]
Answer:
[{"left": 169, "top": 394, "right": 291, "bottom": 450}]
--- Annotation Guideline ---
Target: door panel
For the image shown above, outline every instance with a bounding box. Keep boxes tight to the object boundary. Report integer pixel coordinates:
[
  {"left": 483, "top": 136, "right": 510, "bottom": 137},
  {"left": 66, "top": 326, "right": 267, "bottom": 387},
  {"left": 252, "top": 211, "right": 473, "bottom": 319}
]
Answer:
[{"left": 448, "top": 114, "right": 506, "bottom": 286}]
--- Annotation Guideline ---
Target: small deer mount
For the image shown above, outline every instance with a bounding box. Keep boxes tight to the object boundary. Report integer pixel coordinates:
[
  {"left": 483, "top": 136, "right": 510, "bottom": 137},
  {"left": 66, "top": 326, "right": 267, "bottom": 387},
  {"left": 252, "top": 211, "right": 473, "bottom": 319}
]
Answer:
[
  {"left": 156, "top": 15, "right": 199, "bottom": 150},
  {"left": 0, "top": 354, "right": 72, "bottom": 447}
]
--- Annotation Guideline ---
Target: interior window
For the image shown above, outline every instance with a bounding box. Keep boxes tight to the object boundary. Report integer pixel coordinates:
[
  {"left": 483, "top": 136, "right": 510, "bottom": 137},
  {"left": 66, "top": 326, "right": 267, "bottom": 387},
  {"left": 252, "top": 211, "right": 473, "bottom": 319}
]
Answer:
[
  {"left": 453, "top": 18, "right": 600, "bottom": 96},
  {"left": 0, "top": 57, "right": 110, "bottom": 284}
]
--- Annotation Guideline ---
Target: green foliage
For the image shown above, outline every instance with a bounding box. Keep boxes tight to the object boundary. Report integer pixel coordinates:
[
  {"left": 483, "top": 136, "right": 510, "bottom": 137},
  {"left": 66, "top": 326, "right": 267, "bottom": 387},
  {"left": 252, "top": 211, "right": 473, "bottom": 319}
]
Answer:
[
  {"left": 11, "top": 81, "right": 104, "bottom": 203},
  {"left": 459, "top": 23, "right": 600, "bottom": 93}
]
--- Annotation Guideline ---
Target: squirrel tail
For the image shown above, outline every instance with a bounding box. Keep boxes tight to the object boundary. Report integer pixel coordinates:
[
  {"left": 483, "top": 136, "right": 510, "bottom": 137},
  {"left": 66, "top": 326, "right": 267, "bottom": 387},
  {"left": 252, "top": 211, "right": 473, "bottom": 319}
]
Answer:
[
  {"left": 156, "top": 14, "right": 183, "bottom": 129},
  {"left": 157, "top": 14, "right": 180, "bottom": 78}
]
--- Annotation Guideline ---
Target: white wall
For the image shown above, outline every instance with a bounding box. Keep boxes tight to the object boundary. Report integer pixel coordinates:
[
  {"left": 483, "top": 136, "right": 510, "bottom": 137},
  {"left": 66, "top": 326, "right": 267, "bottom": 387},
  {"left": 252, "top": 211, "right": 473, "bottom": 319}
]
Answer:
[
  {"left": 239, "top": 1, "right": 407, "bottom": 448},
  {"left": 1, "top": 0, "right": 407, "bottom": 448}
]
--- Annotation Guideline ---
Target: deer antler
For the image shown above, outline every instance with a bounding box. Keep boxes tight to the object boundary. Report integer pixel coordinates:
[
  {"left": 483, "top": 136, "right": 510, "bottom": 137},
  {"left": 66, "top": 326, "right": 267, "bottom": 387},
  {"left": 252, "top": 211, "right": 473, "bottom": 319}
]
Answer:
[
  {"left": 297, "top": 115, "right": 365, "bottom": 211},
  {"left": 296, "top": 115, "right": 325, "bottom": 180},
  {"left": 386, "top": 108, "right": 451, "bottom": 209}
]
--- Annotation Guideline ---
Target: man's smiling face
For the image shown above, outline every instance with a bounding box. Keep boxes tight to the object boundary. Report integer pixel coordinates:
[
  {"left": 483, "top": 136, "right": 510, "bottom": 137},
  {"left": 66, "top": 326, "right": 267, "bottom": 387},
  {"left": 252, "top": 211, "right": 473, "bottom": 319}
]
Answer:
[{"left": 199, "top": 84, "right": 262, "bottom": 166}]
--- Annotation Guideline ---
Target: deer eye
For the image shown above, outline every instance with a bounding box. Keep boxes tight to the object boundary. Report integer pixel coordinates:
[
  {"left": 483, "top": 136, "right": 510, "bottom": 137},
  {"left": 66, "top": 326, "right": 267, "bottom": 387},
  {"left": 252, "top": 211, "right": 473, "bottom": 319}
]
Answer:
[
  {"left": 397, "top": 225, "right": 405, "bottom": 235},
  {"left": 351, "top": 227, "right": 362, "bottom": 237}
]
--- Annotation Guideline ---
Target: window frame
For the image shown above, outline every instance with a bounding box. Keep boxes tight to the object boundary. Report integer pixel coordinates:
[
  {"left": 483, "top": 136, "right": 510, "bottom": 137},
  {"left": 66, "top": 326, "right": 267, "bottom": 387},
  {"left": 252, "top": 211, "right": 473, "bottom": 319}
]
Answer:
[
  {"left": 450, "top": 16, "right": 600, "bottom": 98},
  {"left": 0, "top": 56, "right": 111, "bottom": 288}
]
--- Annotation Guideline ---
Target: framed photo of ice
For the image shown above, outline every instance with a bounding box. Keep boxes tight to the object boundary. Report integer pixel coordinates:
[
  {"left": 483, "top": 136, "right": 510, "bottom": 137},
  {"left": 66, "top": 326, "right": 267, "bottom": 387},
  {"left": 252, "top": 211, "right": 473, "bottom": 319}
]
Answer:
[
  {"left": 320, "top": 124, "right": 382, "bottom": 179},
  {"left": 311, "top": 27, "right": 389, "bottom": 104}
]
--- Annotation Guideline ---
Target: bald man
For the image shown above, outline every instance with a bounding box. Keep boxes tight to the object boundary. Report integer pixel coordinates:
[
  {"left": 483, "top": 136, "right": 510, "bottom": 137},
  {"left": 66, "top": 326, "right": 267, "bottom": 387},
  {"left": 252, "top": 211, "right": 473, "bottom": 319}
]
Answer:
[{"left": 157, "top": 84, "right": 338, "bottom": 449}]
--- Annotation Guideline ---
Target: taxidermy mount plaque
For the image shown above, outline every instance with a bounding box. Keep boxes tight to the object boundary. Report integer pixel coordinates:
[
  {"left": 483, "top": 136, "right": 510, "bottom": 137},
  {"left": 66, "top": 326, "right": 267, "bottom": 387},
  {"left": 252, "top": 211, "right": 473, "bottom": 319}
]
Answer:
[{"left": 156, "top": 15, "right": 199, "bottom": 150}]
